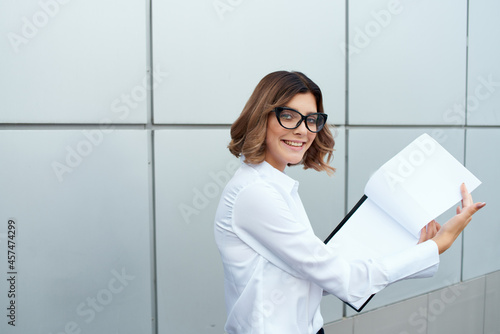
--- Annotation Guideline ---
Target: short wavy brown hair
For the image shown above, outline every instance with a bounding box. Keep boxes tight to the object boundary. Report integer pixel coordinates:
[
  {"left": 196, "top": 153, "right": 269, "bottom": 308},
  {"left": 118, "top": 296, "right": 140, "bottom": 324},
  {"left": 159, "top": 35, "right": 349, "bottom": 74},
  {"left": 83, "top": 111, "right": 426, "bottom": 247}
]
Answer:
[{"left": 228, "top": 71, "right": 335, "bottom": 174}]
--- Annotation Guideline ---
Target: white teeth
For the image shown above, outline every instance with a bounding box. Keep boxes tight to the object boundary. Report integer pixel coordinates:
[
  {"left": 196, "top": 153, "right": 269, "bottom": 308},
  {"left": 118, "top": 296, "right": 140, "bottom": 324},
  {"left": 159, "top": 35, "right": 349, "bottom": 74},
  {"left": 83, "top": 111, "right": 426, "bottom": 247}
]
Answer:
[{"left": 284, "top": 140, "right": 303, "bottom": 147}]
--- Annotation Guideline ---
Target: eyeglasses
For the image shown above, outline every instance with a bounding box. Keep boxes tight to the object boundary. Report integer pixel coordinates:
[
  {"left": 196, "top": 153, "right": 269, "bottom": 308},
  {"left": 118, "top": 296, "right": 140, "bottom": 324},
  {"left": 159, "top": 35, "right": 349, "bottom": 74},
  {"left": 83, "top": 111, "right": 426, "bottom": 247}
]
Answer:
[{"left": 273, "top": 107, "right": 328, "bottom": 133}]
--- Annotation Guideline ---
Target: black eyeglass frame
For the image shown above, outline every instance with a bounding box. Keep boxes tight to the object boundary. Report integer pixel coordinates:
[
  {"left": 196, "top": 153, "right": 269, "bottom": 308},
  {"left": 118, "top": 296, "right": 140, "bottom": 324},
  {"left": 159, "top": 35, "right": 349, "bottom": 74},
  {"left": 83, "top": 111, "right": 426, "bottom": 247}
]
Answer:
[{"left": 272, "top": 107, "right": 328, "bottom": 133}]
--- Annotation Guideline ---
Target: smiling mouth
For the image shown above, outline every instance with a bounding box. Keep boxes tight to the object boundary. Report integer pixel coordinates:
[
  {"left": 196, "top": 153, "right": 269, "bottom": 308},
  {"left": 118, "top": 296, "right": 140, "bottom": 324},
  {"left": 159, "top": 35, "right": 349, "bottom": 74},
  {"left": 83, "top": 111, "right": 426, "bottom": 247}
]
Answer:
[{"left": 283, "top": 140, "right": 304, "bottom": 147}]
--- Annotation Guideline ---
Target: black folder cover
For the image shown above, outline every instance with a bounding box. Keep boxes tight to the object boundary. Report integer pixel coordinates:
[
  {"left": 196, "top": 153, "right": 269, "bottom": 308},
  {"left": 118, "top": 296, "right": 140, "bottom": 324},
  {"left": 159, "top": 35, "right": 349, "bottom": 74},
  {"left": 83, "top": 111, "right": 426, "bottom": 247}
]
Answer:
[{"left": 323, "top": 195, "right": 374, "bottom": 312}]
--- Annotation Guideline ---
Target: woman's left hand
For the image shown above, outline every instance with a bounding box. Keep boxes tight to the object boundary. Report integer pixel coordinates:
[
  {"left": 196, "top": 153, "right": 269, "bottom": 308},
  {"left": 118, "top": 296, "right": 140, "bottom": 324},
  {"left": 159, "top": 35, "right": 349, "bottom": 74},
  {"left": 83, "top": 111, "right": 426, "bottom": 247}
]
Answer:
[{"left": 418, "top": 219, "right": 441, "bottom": 244}]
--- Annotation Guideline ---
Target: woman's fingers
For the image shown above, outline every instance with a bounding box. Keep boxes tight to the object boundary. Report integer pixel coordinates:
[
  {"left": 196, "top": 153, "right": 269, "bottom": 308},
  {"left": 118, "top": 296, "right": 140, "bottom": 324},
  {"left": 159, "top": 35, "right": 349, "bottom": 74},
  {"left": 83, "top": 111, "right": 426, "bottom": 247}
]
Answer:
[
  {"left": 460, "top": 183, "right": 473, "bottom": 208},
  {"left": 430, "top": 183, "right": 485, "bottom": 254},
  {"left": 433, "top": 201, "right": 486, "bottom": 254},
  {"left": 429, "top": 220, "right": 441, "bottom": 236},
  {"left": 418, "top": 220, "right": 441, "bottom": 244},
  {"left": 418, "top": 226, "right": 427, "bottom": 244},
  {"left": 428, "top": 220, "right": 436, "bottom": 236},
  {"left": 459, "top": 183, "right": 486, "bottom": 217}
]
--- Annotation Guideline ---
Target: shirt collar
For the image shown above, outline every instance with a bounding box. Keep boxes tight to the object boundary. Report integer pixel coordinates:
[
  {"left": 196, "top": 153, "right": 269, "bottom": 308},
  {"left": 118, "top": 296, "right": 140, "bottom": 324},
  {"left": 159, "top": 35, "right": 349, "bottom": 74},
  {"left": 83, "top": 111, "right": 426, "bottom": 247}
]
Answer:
[{"left": 250, "top": 160, "right": 298, "bottom": 194}]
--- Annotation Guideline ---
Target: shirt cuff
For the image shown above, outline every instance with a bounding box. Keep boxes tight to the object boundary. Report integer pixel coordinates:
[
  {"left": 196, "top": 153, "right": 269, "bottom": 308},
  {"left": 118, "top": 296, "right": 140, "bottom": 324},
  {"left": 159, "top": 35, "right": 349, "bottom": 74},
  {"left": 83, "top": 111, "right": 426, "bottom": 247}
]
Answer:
[{"left": 381, "top": 240, "right": 440, "bottom": 283}]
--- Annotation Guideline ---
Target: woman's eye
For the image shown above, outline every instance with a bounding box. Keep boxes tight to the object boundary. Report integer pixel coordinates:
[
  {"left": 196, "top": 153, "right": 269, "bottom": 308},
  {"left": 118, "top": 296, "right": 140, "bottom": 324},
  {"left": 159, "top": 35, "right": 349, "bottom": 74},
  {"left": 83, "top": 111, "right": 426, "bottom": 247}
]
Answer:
[{"left": 280, "top": 113, "right": 293, "bottom": 120}]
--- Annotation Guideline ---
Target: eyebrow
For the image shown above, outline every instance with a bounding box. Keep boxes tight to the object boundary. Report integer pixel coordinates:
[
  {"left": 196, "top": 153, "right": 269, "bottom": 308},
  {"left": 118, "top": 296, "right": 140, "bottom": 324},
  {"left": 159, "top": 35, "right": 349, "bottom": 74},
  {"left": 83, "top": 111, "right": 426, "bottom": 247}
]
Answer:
[{"left": 283, "top": 106, "right": 318, "bottom": 115}]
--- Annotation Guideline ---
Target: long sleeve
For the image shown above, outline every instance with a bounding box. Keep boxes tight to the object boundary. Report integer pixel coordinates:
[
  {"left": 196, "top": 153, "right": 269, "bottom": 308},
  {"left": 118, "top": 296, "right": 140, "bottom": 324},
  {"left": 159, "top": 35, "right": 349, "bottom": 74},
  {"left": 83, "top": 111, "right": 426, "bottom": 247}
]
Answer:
[{"left": 232, "top": 180, "right": 439, "bottom": 305}]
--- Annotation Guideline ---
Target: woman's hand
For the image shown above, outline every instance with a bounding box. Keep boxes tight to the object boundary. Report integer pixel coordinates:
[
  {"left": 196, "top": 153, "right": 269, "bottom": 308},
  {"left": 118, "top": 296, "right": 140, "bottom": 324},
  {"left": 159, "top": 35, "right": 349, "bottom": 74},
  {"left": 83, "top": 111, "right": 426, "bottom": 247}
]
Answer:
[
  {"left": 430, "top": 183, "right": 486, "bottom": 254},
  {"left": 418, "top": 220, "right": 441, "bottom": 244}
]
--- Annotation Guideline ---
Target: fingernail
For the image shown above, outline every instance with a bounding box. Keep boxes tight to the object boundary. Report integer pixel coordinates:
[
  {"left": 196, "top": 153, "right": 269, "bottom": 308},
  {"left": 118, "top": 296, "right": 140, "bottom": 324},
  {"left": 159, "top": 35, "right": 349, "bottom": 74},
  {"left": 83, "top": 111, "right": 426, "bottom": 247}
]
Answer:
[{"left": 476, "top": 202, "right": 486, "bottom": 209}]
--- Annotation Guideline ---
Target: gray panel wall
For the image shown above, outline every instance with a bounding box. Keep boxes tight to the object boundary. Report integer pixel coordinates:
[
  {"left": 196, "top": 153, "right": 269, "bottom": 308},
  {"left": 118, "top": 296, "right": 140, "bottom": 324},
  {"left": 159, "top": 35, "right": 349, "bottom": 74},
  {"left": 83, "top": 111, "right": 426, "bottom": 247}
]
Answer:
[
  {"left": 0, "top": 131, "right": 153, "bottom": 333},
  {"left": 0, "top": 0, "right": 498, "bottom": 333}
]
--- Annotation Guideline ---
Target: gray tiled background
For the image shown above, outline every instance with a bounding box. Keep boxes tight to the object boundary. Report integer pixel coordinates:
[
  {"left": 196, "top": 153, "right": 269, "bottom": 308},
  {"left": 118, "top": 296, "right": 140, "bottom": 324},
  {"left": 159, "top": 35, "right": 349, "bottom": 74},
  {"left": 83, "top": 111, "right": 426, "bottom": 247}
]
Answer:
[{"left": 0, "top": 0, "right": 498, "bottom": 333}]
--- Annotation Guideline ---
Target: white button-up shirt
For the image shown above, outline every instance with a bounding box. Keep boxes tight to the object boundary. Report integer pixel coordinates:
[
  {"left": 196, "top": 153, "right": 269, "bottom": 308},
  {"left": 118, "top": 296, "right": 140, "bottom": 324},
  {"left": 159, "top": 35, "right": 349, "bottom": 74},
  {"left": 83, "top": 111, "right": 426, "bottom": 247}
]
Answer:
[{"left": 214, "top": 161, "right": 439, "bottom": 334}]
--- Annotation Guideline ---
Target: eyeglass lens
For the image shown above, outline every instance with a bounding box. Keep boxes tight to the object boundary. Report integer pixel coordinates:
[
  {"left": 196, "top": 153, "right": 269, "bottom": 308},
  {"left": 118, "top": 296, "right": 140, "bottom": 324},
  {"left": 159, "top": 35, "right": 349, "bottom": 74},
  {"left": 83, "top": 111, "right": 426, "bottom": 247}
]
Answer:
[{"left": 277, "top": 109, "right": 325, "bottom": 132}]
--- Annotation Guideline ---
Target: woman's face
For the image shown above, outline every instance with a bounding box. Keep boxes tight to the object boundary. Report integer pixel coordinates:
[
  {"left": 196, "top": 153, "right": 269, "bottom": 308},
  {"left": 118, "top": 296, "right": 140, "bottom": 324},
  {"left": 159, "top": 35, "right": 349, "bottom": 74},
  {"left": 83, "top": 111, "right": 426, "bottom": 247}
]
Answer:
[{"left": 265, "top": 92, "right": 317, "bottom": 171}]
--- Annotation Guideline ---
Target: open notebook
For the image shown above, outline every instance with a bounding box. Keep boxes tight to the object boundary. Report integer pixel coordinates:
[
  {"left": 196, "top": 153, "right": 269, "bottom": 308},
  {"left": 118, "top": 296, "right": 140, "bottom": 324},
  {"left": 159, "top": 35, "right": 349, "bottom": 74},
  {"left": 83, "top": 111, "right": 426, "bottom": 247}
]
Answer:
[{"left": 324, "top": 133, "right": 481, "bottom": 312}]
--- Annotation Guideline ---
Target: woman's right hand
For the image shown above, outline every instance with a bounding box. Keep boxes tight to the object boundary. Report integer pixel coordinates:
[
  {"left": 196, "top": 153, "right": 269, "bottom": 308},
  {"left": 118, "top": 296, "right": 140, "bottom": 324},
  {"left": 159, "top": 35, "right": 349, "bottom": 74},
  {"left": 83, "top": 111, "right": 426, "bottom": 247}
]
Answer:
[{"left": 431, "top": 183, "right": 486, "bottom": 254}]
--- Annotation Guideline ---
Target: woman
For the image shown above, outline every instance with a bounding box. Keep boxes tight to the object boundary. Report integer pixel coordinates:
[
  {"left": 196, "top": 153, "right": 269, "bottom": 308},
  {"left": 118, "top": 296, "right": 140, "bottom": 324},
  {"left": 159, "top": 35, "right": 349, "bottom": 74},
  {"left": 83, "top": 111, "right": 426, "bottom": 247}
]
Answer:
[{"left": 214, "top": 71, "right": 485, "bottom": 334}]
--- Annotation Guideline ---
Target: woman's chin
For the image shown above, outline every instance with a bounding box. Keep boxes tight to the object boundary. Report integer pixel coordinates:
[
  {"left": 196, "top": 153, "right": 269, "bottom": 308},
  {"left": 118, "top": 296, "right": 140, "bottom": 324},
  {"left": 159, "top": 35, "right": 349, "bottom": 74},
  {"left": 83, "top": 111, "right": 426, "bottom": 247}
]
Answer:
[{"left": 287, "top": 157, "right": 303, "bottom": 166}]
